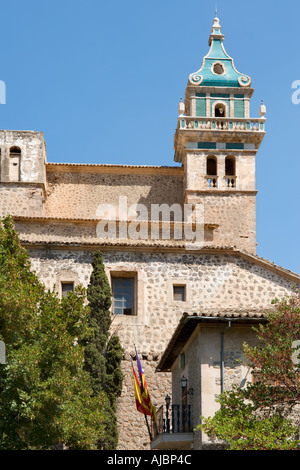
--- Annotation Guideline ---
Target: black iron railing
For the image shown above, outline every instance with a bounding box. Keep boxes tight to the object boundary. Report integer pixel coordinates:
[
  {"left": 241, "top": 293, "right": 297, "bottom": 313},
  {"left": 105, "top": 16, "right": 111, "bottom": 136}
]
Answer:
[{"left": 152, "top": 404, "right": 193, "bottom": 439}]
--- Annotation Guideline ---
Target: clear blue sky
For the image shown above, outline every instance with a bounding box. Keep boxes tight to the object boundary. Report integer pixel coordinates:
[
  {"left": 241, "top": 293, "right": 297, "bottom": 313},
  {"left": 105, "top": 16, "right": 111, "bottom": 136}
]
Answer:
[{"left": 0, "top": 0, "right": 299, "bottom": 274}]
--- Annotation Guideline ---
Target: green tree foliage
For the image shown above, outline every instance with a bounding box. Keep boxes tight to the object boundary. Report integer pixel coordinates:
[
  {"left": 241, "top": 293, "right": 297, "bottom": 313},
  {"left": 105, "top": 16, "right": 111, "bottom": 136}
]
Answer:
[
  {"left": 198, "top": 293, "right": 300, "bottom": 450},
  {"left": 84, "top": 251, "right": 124, "bottom": 450},
  {"left": 243, "top": 294, "right": 300, "bottom": 410},
  {"left": 0, "top": 216, "right": 107, "bottom": 449},
  {"left": 199, "top": 387, "right": 299, "bottom": 450}
]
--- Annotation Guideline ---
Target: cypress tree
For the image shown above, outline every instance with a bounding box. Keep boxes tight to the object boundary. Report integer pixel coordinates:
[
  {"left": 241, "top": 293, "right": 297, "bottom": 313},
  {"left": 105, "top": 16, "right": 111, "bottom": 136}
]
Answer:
[
  {"left": 84, "top": 251, "right": 124, "bottom": 450},
  {"left": 0, "top": 216, "right": 108, "bottom": 449}
]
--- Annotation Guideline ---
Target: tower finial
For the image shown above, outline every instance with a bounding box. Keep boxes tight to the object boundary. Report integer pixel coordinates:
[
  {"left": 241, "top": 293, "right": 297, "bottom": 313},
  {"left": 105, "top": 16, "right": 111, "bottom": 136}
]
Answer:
[{"left": 215, "top": 0, "right": 218, "bottom": 17}]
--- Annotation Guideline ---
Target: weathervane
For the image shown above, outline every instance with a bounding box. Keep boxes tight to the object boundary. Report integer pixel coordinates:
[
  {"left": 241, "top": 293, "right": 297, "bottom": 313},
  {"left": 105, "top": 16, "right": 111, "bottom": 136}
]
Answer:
[{"left": 215, "top": 0, "right": 218, "bottom": 17}]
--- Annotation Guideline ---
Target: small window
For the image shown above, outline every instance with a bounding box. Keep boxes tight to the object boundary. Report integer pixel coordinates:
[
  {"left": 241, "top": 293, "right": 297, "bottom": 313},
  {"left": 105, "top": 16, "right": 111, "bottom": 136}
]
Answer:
[
  {"left": 173, "top": 285, "right": 186, "bottom": 302},
  {"left": 112, "top": 277, "right": 135, "bottom": 315},
  {"left": 179, "top": 353, "right": 185, "bottom": 370},
  {"left": 61, "top": 282, "right": 74, "bottom": 297}
]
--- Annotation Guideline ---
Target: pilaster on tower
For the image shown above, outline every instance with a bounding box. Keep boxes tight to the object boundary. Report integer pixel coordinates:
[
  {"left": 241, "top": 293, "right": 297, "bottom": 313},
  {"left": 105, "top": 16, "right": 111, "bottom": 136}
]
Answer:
[{"left": 174, "top": 16, "right": 266, "bottom": 254}]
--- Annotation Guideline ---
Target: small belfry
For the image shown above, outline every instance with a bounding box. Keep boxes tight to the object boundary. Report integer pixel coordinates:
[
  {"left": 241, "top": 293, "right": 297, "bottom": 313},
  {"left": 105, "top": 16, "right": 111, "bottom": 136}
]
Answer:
[{"left": 174, "top": 14, "right": 267, "bottom": 254}]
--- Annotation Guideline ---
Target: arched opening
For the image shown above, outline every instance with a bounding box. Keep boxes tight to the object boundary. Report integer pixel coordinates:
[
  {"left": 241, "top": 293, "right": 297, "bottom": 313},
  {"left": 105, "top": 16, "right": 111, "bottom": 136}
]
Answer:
[
  {"left": 214, "top": 103, "right": 226, "bottom": 118},
  {"left": 9, "top": 146, "right": 21, "bottom": 182},
  {"left": 207, "top": 157, "right": 217, "bottom": 176},
  {"left": 206, "top": 157, "right": 218, "bottom": 188},
  {"left": 10, "top": 146, "right": 21, "bottom": 156},
  {"left": 225, "top": 156, "right": 236, "bottom": 188},
  {"left": 225, "top": 156, "right": 236, "bottom": 176}
]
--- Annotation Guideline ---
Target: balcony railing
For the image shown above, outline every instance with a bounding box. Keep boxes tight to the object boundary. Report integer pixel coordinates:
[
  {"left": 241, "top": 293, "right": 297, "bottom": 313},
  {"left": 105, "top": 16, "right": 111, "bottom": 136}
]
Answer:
[
  {"left": 151, "top": 404, "right": 193, "bottom": 439},
  {"left": 225, "top": 176, "right": 237, "bottom": 188},
  {"left": 205, "top": 175, "right": 237, "bottom": 189},
  {"left": 206, "top": 175, "right": 218, "bottom": 188},
  {"left": 179, "top": 117, "right": 265, "bottom": 132}
]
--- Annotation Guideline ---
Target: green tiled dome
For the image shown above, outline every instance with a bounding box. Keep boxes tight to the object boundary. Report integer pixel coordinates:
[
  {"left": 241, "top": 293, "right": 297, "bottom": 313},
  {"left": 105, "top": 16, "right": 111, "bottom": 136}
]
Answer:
[{"left": 189, "top": 17, "right": 251, "bottom": 88}]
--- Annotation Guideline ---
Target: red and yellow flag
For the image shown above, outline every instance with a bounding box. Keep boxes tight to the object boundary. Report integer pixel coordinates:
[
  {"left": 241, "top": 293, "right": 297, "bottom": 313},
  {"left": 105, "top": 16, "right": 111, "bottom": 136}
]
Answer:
[{"left": 132, "top": 349, "right": 157, "bottom": 423}]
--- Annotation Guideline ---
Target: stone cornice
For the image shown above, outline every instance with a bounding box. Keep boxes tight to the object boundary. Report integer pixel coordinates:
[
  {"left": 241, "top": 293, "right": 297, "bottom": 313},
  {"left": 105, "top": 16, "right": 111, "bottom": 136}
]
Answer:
[
  {"left": 16, "top": 234, "right": 300, "bottom": 284},
  {"left": 12, "top": 215, "right": 218, "bottom": 230},
  {"left": 184, "top": 189, "right": 258, "bottom": 197}
]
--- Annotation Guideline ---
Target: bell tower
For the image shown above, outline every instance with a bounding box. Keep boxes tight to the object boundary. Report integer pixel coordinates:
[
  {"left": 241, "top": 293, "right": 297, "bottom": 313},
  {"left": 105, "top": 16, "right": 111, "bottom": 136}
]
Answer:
[{"left": 174, "top": 15, "right": 266, "bottom": 254}]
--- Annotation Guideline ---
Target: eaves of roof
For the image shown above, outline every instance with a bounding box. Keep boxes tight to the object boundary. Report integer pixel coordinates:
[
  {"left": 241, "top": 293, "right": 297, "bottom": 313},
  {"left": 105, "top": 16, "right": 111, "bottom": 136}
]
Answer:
[{"left": 156, "top": 311, "right": 269, "bottom": 373}]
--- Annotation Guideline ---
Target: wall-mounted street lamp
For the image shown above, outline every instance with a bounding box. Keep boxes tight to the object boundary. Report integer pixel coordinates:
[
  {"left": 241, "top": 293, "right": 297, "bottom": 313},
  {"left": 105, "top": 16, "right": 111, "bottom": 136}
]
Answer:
[
  {"left": 180, "top": 376, "right": 193, "bottom": 395},
  {"left": 165, "top": 394, "right": 171, "bottom": 408},
  {"left": 165, "top": 395, "right": 171, "bottom": 433},
  {"left": 180, "top": 376, "right": 188, "bottom": 389}
]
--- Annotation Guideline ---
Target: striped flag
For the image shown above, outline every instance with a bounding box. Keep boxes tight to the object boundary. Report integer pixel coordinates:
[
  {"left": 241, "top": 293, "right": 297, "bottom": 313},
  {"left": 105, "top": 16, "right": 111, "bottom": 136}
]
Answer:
[{"left": 132, "top": 349, "right": 157, "bottom": 423}]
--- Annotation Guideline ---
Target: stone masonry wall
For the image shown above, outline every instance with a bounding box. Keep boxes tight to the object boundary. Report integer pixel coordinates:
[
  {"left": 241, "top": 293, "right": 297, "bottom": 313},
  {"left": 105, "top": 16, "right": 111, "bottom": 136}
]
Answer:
[
  {"left": 0, "top": 130, "right": 46, "bottom": 185},
  {"left": 28, "top": 248, "right": 296, "bottom": 355},
  {"left": 118, "top": 359, "right": 171, "bottom": 451},
  {"left": 0, "top": 185, "right": 45, "bottom": 217},
  {"left": 44, "top": 167, "right": 184, "bottom": 220},
  {"left": 186, "top": 192, "right": 257, "bottom": 253},
  {"left": 26, "top": 247, "right": 298, "bottom": 450},
  {"left": 0, "top": 160, "right": 256, "bottom": 253}
]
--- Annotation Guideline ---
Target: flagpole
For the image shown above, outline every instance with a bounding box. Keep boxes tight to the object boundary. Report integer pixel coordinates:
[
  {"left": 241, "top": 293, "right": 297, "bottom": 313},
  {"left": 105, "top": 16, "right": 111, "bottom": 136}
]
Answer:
[
  {"left": 133, "top": 347, "right": 157, "bottom": 442},
  {"left": 144, "top": 415, "right": 153, "bottom": 442}
]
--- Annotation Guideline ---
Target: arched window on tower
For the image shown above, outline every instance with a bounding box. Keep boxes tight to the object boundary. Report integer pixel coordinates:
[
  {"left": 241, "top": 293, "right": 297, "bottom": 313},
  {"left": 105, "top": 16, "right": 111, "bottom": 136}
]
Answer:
[
  {"left": 206, "top": 156, "right": 218, "bottom": 188},
  {"left": 9, "top": 146, "right": 21, "bottom": 182},
  {"left": 225, "top": 156, "right": 236, "bottom": 188},
  {"left": 214, "top": 103, "right": 226, "bottom": 118}
]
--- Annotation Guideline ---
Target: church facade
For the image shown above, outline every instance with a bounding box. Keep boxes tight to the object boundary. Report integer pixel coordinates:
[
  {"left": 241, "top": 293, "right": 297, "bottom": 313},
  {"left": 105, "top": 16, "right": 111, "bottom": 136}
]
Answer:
[{"left": 0, "top": 16, "right": 299, "bottom": 450}]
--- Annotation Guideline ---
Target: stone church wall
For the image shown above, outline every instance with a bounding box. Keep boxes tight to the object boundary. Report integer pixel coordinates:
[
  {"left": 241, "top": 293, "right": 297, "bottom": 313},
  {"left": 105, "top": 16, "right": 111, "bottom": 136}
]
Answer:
[
  {"left": 117, "top": 359, "right": 171, "bottom": 451},
  {"left": 44, "top": 165, "right": 184, "bottom": 220},
  {"left": 27, "top": 248, "right": 296, "bottom": 355},
  {"left": 0, "top": 185, "right": 45, "bottom": 217},
  {"left": 191, "top": 192, "right": 257, "bottom": 253},
  {"left": 26, "top": 247, "right": 298, "bottom": 450}
]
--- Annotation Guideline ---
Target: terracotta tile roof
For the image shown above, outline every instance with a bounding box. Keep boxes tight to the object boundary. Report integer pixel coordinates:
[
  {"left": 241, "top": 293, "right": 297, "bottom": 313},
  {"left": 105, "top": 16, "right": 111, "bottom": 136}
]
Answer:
[
  {"left": 46, "top": 162, "right": 184, "bottom": 175},
  {"left": 47, "top": 162, "right": 181, "bottom": 169}
]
